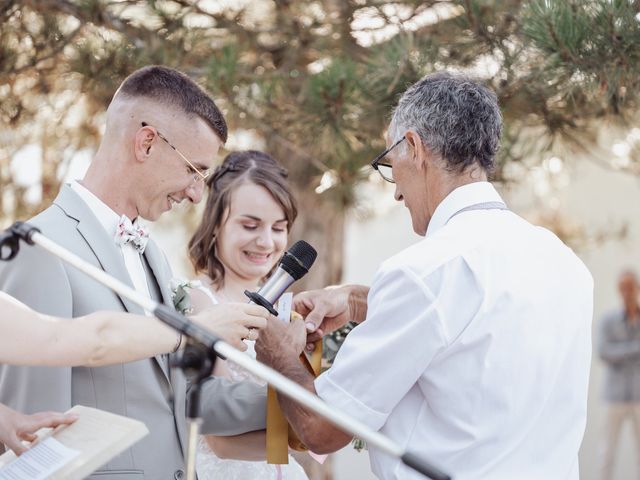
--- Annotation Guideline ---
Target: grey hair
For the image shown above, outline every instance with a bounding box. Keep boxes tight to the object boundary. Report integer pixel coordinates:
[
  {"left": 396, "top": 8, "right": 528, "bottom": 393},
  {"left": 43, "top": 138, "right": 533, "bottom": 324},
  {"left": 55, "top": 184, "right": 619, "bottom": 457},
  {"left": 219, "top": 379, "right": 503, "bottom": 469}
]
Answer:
[{"left": 390, "top": 71, "right": 502, "bottom": 173}]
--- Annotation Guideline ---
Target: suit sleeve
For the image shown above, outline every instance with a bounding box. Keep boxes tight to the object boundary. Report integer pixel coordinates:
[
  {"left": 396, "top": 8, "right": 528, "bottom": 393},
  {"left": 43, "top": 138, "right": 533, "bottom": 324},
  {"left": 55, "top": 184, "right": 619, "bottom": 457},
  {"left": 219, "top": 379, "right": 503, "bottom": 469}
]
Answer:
[
  {"left": 0, "top": 230, "right": 74, "bottom": 414},
  {"left": 598, "top": 314, "right": 640, "bottom": 365},
  {"left": 193, "top": 377, "right": 267, "bottom": 435}
]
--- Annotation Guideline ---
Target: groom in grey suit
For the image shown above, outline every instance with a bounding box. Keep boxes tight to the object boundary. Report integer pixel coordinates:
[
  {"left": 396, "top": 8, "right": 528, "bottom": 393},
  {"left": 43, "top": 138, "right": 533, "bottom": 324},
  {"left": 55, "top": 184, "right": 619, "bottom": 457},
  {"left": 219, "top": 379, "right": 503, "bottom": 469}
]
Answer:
[{"left": 0, "top": 66, "right": 267, "bottom": 479}]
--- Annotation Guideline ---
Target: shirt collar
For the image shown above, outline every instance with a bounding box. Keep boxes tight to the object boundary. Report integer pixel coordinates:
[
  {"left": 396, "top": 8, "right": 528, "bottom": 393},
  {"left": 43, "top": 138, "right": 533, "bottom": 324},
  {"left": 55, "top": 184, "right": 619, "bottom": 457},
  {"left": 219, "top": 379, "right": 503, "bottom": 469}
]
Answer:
[
  {"left": 69, "top": 180, "right": 122, "bottom": 238},
  {"left": 426, "top": 181, "right": 505, "bottom": 237}
]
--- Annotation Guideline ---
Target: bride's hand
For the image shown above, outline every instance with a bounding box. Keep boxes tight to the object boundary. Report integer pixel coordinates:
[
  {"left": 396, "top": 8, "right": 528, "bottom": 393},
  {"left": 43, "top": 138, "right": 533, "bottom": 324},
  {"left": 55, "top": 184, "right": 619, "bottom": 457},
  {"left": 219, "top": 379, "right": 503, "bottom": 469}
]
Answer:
[{"left": 190, "top": 303, "right": 269, "bottom": 351}]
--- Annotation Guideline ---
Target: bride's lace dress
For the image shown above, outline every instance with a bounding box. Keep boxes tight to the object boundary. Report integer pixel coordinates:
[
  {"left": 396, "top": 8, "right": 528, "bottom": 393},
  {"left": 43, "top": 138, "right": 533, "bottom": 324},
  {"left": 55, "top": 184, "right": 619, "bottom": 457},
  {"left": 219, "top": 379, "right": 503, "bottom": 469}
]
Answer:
[{"left": 194, "top": 285, "right": 308, "bottom": 480}]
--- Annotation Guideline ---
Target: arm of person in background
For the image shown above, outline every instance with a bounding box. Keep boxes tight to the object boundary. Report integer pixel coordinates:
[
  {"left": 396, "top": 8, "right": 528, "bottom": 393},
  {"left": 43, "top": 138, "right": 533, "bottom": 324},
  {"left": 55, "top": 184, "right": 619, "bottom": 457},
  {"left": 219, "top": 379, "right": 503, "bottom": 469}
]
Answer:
[
  {"left": 598, "top": 314, "right": 640, "bottom": 365},
  {"left": 0, "top": 291, "right": 268, "bottom": 367},
  {"left": 0, "top": 403, "right": 78, "bottom": 455},
  {"left": 294, "top": 284, "right": 370, "bottom": 343}
]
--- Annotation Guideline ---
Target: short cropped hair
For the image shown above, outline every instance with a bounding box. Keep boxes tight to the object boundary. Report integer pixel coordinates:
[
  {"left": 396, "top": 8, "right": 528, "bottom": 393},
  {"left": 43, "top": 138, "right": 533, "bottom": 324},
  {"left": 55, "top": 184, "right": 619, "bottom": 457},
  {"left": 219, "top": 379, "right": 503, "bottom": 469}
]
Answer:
[
  {"left": 391, "top": 71, "right": 502, "bottom": 173},
  {"left": 117, "top": 65, "right": 228, "bottom": 142}
]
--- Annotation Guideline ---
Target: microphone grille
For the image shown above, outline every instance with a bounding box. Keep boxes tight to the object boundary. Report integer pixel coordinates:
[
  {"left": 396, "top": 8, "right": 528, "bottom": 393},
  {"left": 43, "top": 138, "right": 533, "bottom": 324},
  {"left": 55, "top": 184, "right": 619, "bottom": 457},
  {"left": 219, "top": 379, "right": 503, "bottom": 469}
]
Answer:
[{"left": 281, "top": 240, "right": 318, "bottom": 280}]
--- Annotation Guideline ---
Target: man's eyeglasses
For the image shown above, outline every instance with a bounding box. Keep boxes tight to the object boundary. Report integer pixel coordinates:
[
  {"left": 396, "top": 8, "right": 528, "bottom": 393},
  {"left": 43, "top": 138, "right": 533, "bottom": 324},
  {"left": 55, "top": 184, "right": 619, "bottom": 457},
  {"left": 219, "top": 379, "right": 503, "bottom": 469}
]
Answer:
[
  {"left": 141, "top": 122, "right": 210, "bottom": 183},
  {"left": 370, "top": 136, "right": 405, "bottom": 183}
]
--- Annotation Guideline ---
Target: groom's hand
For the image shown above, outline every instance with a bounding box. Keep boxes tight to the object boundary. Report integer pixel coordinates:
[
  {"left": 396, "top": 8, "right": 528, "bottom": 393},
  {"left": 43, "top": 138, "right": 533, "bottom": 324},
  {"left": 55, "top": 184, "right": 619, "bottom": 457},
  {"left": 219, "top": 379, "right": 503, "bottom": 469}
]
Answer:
[
  {"left": 190, "top": 304, "right": 269, "bottom": 351},
  {"left": 293, "top": 284, "right": 370, "bottom": 344}
]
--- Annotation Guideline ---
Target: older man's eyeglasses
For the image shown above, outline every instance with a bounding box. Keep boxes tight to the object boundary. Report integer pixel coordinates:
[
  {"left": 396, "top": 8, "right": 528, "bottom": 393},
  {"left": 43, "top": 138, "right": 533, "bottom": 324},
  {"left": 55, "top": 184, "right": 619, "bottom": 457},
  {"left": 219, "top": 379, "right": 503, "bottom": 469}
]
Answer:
[
  {"left": 141, "top": 122, "right": 210, "bottom": 183},
  {"left": 370, "top": 137, "right": 405, "bottom": 183}
]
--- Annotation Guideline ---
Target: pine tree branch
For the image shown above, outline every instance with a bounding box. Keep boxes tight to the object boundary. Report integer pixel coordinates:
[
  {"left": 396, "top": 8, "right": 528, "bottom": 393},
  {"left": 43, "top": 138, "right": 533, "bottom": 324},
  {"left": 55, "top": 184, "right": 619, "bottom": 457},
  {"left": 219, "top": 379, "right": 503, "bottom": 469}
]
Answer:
[
  {"left": 219, "top": 92, "right": 330, "bottom": 173},
  {"left": 21, "top": 0, "right": 154, "bottom": 42},
  {"left": 0, "top": 0, "right": 19, "bottom": 21},
  {"left": 542, "top": 13, "right": 577, "bottom": 64},
  {"left": 11, "top": 25, "right": 83, "bottom": 76},
  {"left": 463, "top": 0, "right": 496, "bottom": 49}
]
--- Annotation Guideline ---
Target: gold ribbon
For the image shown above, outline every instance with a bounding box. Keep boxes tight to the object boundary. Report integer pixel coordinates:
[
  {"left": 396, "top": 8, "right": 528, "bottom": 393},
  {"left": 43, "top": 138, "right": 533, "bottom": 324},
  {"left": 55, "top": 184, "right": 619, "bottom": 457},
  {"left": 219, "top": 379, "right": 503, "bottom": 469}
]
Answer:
[{"left": 266, "top": 321, "right": 322, "bottom": 464}]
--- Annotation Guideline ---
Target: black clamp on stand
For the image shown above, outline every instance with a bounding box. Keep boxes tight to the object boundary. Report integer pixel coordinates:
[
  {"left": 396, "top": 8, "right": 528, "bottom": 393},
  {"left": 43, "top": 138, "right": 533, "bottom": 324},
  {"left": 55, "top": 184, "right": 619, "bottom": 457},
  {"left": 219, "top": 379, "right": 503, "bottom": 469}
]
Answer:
[
  {"left": 170, "top": 340, "right": 217, "bottom": 480},
  {"left": 0, "top": 221, "right": 40, "bottom": 261},
  {"left": 171, "top": 341, "right": 217, "bottom": 419}
]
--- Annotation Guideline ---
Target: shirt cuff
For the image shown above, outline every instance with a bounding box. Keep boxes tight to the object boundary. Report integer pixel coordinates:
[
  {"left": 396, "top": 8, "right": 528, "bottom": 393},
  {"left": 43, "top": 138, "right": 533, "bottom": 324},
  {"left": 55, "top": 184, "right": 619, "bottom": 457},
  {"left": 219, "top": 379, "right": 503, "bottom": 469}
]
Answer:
[{"left": 315, "top": 372, "right": 388, "bottom": 431}]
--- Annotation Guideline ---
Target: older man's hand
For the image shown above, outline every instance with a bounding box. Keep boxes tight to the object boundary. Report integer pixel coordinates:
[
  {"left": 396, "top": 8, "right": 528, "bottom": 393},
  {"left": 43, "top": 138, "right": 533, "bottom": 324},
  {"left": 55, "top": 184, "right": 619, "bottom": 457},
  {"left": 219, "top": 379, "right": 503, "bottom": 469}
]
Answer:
[
  {"left": 255, "top": 314, "right": 307, "bottom": 368},
  {"left": 294, "top": 284, "right": 370, "bottom": 344}
]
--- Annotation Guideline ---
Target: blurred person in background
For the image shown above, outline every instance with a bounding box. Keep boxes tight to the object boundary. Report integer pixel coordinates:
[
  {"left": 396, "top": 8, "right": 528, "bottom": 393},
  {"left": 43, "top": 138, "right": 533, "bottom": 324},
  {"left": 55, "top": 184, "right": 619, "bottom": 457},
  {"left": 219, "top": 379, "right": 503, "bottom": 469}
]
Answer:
[{"left": 599, "top": 269, "right": 640, "bottom": 479}]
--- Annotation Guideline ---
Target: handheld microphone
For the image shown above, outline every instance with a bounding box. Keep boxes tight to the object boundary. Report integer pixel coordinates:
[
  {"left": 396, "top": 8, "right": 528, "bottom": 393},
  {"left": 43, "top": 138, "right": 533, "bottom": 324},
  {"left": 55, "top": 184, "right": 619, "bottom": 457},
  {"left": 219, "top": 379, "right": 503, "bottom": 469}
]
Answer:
[{"left": 245, "top": 240, "right": 317, "bottom": 315}]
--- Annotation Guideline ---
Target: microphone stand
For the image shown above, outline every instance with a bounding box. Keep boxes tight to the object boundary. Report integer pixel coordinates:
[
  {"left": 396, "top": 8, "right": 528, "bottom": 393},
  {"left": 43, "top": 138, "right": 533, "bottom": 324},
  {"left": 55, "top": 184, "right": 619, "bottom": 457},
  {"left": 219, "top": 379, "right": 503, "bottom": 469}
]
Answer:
[
  {"left": 0, "top": 222, "right": 451, "bottom": 480},
  {"left": 172, "top": 341, "right": 216, "bottom": 480}
]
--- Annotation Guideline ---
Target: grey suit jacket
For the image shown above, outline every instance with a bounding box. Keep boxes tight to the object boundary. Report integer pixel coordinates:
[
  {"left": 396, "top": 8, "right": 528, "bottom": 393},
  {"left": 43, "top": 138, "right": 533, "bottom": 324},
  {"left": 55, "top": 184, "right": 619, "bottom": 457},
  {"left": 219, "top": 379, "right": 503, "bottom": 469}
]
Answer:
[
  {"left": 598, "top": 307, "right": 640, "bottom": 403},
  {"left": 0, "top": 185, "right": 267, "bottom": 480}
]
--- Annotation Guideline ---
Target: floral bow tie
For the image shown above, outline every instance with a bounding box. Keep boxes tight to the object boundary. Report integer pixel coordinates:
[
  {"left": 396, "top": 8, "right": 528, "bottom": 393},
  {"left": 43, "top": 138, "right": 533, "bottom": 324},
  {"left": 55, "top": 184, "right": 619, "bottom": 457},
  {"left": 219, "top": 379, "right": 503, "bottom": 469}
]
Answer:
[{"left": 114, "top": 215, "right": 149, "bottom": 254}]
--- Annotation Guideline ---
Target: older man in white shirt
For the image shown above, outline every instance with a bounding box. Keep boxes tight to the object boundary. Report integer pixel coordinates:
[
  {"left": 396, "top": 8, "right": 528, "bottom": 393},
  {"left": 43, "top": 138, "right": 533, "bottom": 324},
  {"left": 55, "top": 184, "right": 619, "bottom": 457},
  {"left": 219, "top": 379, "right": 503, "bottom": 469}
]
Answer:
[{"left": 255, "top": 72, "right": 593, "bottom": 480}]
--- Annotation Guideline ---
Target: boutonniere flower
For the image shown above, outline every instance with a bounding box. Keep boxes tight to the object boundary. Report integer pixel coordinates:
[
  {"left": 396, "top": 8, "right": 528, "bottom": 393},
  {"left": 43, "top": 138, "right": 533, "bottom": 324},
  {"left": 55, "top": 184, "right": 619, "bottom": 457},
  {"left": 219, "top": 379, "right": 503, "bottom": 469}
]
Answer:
[{"left": 169, "top": 278, "right": 200, "bottom": 315}]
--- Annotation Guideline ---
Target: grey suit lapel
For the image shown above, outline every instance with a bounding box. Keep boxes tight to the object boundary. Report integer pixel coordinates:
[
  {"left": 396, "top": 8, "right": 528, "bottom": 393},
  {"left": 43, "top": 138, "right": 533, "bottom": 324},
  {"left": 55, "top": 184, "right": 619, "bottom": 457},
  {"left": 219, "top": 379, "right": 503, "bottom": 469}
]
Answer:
[
  {"left": 144, "top": 241, "right": 187, "bottom": 450},
  {"left": 53, "top": 185, "right": 145, "bottom": 316},
  {"left": 142, "top": 241, "right": 175, "bottom": 383},
  {"left": 143, "top": 240, "right": 173, "bottom": 306},
  {"left": 170, "top": 367, "right": 188, "bottom": 453}
]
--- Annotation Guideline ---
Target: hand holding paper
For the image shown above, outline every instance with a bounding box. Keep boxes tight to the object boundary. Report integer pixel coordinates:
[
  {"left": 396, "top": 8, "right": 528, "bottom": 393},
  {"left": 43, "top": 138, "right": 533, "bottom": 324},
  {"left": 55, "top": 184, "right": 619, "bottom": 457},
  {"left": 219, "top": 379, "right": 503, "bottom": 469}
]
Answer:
[
  {"left": 0, "top": 405, "right": 148, "bottom": 480},
  {"left": 0, "top": 403, "right": 77, "bottom": 456}
]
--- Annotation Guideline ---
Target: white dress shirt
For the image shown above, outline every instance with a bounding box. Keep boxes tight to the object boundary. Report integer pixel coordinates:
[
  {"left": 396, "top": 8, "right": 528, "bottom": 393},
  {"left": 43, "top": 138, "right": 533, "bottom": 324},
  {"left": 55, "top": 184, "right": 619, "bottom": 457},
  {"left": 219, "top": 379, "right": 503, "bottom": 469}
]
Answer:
[
  {"left": 315, "top": 182, "right": 593, "bottom": 480},
  {"left": 70, "top": 181, "right": 152, "bottom": 310}
]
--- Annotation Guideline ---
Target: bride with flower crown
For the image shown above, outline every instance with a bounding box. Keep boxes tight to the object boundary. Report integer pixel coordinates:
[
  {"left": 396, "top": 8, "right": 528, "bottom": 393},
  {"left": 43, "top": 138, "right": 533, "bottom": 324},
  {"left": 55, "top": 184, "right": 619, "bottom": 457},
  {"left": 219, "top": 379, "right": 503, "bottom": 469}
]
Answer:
[{"left": 186, "top": 150, "right": 309, "bottom": 479}]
